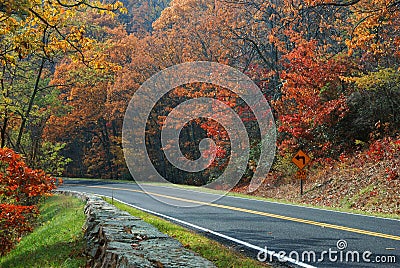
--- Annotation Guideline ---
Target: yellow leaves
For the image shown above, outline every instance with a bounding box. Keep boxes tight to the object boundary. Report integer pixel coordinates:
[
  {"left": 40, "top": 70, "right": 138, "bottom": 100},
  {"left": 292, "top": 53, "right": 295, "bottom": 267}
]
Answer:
[
  {"left": 96, "top": 1, "right": 126, "bottom": 16},
  {"left": 343, "top": 68, "right": 399, "bottom": 92},
  {"left": 119, "top": 7, "right": 128, "bottom": 15},
  {"left": 344, "top": 0, "right": 399, "bottom": 56},
  {"left": 3, "top": 97, "right": 13, "bottom": 105},
  {"left": 253, "top": 11, "right": 263, "bottom": 21},
  {"left": 92, "top": 61, "right": 106, "bottom": 69},
  {"left": 66, "top": 26, "right": 86, "bottom": 45},
  {"left": 0, "top": 0, "right": 125, "bottom": 68}
]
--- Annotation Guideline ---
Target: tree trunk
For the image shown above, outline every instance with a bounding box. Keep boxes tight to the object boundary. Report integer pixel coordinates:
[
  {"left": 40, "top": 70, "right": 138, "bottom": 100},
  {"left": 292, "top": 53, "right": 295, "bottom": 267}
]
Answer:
[
  {"left": 15, "top": 59, "right": 45, "bottom": 152},
  {"left": 1, "top": 116, "right": 8, "bottom": 148}
]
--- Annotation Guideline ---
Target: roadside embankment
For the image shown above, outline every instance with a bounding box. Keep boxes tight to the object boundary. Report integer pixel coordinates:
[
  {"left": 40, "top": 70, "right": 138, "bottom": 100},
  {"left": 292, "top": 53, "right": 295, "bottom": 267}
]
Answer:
[{"left": 56, "top": 190, "right": 216, "bottom": 268}]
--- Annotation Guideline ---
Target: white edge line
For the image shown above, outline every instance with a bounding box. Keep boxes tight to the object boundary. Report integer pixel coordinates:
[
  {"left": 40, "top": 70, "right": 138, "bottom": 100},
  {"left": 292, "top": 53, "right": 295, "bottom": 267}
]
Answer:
[
  {"left": 94, "top": 193, "right": 317, "bottom": 268},
  {"left": 138, "top": 183, "right": 400, "bottom": 222}
]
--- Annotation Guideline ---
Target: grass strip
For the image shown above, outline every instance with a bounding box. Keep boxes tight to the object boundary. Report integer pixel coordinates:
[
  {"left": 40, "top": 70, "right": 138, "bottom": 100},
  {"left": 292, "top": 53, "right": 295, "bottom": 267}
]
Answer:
[
  {"left": 104, "top": 197, "right": 268, "bottom": 268},
  {"left": 0, "top": 195, "right": 87, "bottom": 268}
]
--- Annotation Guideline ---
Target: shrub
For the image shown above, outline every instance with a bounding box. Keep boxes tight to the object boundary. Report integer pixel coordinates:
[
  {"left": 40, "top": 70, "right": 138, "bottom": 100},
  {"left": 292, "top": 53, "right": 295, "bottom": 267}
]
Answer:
[
  {"left": 0, "top": 148, "right": 56, "bottom": 255},
  {"left": 0, "top": 204, "right": 38, "bottom": 255}
]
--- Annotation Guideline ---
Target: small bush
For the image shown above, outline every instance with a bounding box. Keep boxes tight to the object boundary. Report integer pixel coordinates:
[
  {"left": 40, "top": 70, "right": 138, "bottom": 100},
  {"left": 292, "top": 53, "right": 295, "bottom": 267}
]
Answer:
[{"left": 0, "top": 148, "right": 56, "bottom": 255}]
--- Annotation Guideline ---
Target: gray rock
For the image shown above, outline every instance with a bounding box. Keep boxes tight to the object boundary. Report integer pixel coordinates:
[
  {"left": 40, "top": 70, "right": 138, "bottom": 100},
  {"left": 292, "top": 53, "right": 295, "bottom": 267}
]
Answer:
[{"left": 55, "top": 190, "right": 216, "bottom": 268}]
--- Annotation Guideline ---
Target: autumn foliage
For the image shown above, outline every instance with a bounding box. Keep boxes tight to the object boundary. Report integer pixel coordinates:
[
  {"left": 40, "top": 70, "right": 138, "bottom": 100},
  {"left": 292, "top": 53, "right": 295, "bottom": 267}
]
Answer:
[
  {"left": 0, "top": 204, "right": 38, "bottom": 255},
  {"left": 0, "top": 148, "right": 56, "bottom": 255},
  {"left": 274, "top": 40, "right": 350, "bottom": 156},
  {"left": 1, "top": 0, "right": 399, "bottom": 208},
  {"left": 34, "top": 0, "right": 399, "bottom": 186}
]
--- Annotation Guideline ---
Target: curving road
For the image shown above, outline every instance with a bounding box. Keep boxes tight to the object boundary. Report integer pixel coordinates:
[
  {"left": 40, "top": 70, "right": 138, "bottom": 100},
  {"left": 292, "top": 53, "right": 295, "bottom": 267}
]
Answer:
[{"left": 60, "top": 179, "right": 399, "bottom": 268}]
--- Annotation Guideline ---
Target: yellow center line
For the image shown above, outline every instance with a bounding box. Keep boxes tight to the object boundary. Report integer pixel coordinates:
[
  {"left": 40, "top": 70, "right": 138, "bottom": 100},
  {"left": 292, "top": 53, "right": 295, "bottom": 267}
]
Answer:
[{"left": 87, "top": 185, "right": 400, "bottom": 241}]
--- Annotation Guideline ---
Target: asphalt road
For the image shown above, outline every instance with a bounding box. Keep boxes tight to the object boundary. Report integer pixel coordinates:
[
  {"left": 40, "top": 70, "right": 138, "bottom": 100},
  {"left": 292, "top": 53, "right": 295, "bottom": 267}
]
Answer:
[{"left": 60, "top": 179, "right": 399, "bottom": 268}]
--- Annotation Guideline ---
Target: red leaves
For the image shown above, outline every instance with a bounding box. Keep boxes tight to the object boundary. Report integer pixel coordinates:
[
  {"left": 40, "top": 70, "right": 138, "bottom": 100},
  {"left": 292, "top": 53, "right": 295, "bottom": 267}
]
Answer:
[
  {"left": 366, "top": 137, "right": 399, "bottom": 162},
  {"left": 366, "top": 137, "right": 400, "bottom": 181},
  {"left": 274, "top": 39, "right": 350, "bottom": 157},
  {"left": 0, "top": 148, "right": 56, "bottom": 255},
  {"left": 0, "top": 204, "right": 38, "bottom": 255},
  {"left": 0, "top": 148, "right": 56, "bottom": 201}
]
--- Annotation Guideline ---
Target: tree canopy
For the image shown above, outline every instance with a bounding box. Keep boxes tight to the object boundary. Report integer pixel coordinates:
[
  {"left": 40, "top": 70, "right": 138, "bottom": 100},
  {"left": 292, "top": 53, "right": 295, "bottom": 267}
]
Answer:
[{"left": 0, "top": 0, "right": 398, "bottom": 183}]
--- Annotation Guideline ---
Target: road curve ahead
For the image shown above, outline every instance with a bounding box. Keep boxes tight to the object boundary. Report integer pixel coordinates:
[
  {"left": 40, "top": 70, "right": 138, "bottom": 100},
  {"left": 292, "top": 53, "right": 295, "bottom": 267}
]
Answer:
[{"left": 60, "top": 180, "right": 399, "bottom": 268}]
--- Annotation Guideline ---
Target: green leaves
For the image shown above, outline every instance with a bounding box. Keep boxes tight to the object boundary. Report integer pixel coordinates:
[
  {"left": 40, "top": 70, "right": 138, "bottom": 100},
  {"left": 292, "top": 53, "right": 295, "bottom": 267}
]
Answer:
[
  {"left": 36, "top": 142, "right": 72, "bottom": 176},
  {"left": 349, "top": 68, "right": 400, "bottom": 92}
]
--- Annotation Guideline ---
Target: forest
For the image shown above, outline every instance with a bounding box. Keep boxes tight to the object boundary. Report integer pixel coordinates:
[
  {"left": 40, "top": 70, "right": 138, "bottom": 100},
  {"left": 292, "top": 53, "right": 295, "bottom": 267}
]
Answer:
[{"left": 0, "top": 0, "right": 399, "bottom": 185}]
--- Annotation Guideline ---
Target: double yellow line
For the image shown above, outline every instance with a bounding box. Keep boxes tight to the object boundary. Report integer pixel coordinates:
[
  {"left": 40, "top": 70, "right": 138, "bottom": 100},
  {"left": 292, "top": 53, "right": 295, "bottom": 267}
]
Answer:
[{"left": 87, "top": 185, "right": 400, "bottom": 241}]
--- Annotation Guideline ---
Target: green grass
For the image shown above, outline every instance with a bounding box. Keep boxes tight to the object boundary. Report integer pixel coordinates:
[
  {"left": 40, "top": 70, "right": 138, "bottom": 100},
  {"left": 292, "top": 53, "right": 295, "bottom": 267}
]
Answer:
[
  {"left": 62, "top": 177, "right": 136, "bottom": 184},
  {"left": 0, "top": 195, "right": 87, "bottom": 268},
  {"left": 104, "top": 197, "right": 269, "bottom": 268}
]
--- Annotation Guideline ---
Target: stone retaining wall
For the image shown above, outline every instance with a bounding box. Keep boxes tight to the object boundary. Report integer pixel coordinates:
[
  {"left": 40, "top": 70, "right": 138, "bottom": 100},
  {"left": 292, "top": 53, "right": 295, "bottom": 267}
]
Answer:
[{"left": 56, "top": 190, "right": 216, "bottom": 268}]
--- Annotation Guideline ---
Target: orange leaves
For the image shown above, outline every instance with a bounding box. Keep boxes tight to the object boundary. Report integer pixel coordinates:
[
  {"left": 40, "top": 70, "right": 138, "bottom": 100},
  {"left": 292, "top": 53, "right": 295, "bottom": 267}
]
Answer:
[
  {"left": 344, "top": 0, "right": 400, "bottom": 58},
  {"left": 0, "top": 148, "right": 56, "bottom": 201},
  {"left": 0, "top": 148, "right": 56, "bottom": 255},
  {"left": 0, "top": 203, "right": 38, "bottom": 255},
  {"left": 274, "top": 39, "right": 350, "bottom": 156}
]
